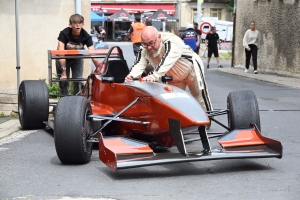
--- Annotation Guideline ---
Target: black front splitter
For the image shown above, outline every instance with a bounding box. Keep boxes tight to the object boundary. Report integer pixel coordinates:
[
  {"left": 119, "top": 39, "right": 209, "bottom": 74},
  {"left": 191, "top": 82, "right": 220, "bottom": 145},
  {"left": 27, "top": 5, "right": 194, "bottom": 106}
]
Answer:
[{"left": 115, "top": 145, "right": 281, "bottom": 170}]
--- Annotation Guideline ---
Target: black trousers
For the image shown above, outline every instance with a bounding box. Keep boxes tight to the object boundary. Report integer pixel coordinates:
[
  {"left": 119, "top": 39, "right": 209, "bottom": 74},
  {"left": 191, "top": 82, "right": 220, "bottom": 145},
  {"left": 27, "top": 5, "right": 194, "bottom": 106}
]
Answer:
[
  {"left": 245, "top": 44, "right": 258, "bottom": 70},
  {"left": 56, "top": 59, "right": 83, "bottom": 95}
]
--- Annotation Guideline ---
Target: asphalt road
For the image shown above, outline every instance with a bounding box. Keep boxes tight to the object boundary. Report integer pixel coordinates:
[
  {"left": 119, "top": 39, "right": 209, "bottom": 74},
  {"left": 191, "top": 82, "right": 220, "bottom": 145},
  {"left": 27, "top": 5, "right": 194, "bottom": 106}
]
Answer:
[{"left": 1, "top": 43, "right": 300, "bottom": 200}]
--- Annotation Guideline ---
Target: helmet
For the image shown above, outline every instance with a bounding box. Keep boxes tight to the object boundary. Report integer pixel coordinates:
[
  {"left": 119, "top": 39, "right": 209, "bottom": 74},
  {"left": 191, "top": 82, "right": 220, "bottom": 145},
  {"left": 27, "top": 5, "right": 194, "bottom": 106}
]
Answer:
[{"left": 186, "top": 23, "right": 193, "bottom": 30}]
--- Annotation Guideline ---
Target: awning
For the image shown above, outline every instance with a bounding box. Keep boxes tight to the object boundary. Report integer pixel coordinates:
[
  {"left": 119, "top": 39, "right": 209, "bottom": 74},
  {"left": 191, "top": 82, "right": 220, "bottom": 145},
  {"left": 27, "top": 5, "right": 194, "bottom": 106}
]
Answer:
[
  {"left": 107, "top": 9, "right": 134, "bottom": 22},
  {"left": 91, "top": 4, "right": 175, "bottom": 15},
  {"left": 90, "top": 11, "right": 106, "bottom": 22}
]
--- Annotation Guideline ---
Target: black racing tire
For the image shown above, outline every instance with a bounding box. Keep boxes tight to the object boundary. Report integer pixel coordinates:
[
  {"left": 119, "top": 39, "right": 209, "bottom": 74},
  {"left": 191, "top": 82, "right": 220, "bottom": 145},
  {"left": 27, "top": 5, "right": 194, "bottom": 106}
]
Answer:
[
  {"left": 18, "top": 80, "right": 49, "bottom": 130},
  {"left": 227, "top": 90, "right": 261, "bottom": 131},
  {"left": 54, "top": 96, "right": 93, "bottom": 164}
]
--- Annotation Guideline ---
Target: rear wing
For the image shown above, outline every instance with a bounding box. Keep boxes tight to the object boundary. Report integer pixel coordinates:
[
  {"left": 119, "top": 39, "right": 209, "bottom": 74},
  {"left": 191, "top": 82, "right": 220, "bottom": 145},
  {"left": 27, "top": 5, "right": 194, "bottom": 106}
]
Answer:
[{"left": 47, "top": 49, "right": 120, "bottom": 87}]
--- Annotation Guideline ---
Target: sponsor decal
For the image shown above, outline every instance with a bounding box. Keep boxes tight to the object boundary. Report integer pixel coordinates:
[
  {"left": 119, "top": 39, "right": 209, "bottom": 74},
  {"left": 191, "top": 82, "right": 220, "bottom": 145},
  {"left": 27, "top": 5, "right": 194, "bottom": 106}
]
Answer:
[
  {"left": 82, "top": 127, "right": 87, "bottom": 152},
  {"left": 161, "top": 93, "right": 191, "bottom": 99},
  {"left": 158, "top": 13, "right": 165, "bottom": 18},
  {"left": 66, "top": 42, "right": 84, "bottom": 50},
  {"left": 120, "top": 13, "right": 126, "bottom": 17}
]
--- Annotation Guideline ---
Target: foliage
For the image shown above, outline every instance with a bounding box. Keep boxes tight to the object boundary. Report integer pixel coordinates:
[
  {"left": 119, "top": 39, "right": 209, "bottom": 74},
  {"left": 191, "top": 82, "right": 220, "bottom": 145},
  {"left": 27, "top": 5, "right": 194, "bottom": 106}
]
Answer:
[
  {"left": 0, "top": 112, "right": 5, "bottom": 118},
  {"left": 228, "top": 0, "right": 234, "bottom": 12},
  {"left": 48, "top": 82, "right": 61, "bottom": 96},
  {"left": 40, "top": 78, "right": 75, "bottom": 98},
  {"left": 10, "top": 111, "right": 19, "bottom": 118}
]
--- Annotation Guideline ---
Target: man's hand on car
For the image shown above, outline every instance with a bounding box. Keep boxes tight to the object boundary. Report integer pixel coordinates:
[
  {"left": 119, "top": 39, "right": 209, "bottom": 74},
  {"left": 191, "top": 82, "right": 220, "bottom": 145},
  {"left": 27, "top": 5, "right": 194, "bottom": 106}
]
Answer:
[
  {"left": 142, "top": 76, "right": 154, "bottom": 82},
  {"left": 125, "top": 75, "right": 133, "bottom": 82}
]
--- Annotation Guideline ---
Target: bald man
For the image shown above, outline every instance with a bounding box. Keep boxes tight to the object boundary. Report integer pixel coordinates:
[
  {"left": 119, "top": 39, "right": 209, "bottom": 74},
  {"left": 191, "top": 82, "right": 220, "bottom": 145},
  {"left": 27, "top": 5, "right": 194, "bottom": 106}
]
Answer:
[{"left": 125, "top": 26, "right": 212, "bottom": 112}]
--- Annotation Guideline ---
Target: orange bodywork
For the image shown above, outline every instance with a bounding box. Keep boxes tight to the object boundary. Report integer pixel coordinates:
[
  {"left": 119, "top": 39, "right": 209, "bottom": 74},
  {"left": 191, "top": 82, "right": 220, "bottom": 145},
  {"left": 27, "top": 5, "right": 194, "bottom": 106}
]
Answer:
[
  {"left": 99, "top": 134, "right": 154, "bottom": 171},
  {"left": 91, "top": 75, "right": 210, "bottom": 148},
  {"left": 90, "top": 102, "right": 115, "bottom": 116},
  {"left": 218, "top": 127, "right": 265, "bottom": 148},
  {"left": 51, "top": 49, "right": 119, "bottom": 56},
  {"left": 102, "top": 138, "right": 153, "bottom": 154}
]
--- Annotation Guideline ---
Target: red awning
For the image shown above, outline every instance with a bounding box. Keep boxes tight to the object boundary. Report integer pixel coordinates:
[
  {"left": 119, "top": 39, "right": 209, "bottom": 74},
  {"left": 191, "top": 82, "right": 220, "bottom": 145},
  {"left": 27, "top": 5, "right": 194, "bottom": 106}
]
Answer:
[{"left": 91, "top": 4, "right": 175, "bottom": 15}]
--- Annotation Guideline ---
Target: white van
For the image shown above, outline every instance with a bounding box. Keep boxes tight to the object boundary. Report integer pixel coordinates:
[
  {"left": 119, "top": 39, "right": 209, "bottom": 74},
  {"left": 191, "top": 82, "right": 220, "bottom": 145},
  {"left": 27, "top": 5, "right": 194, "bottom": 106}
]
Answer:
[{"left": 199, "top": 17, "right": 233, "bottom": 43}]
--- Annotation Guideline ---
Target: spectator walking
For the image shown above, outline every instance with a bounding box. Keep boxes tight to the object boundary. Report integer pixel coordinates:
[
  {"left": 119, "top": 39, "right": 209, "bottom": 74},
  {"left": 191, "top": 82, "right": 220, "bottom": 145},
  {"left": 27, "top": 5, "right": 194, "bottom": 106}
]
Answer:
[
  {"left": 181, "top": 23, "right": 198, "bottom": 52},
  {"left": 205, "top": 26, "right": 222, "bottom": 68},
  {"left": 243, "top": 21, "right": 260, "bottom": 74},
  {"left": 126, "top": 17, "right": 146, "bottom": 57},
  {"left": 193, "top": 22, "right": 202, "bottom": 55},
  {"left": 98, "top": 27, "right": 106, "bottom": 41},
  {"left": 125, "top": 26, "right": 212, "bottom": 112},
  {"left": 56, "top": 14, "right": 101, "bottom": 95}
]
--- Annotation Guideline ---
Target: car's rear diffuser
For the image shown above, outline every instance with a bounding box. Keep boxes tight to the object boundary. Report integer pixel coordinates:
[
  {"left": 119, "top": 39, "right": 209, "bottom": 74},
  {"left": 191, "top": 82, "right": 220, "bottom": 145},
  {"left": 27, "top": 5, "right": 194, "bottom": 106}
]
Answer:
[{"left": 98, "top": 120, "right": 282, "bottom": 171}]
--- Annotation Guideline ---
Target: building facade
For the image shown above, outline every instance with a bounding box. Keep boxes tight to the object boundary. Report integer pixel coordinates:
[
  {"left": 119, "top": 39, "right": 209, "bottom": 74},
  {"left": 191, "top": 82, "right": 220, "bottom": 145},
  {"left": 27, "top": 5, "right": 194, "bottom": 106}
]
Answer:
[
  {"left": 234, "top": 0, "right": 300, "bottom": 77},
  {"left": 91, "top": 0, "right": 231, "bottom": 33},
  {"left": 0, "top": 1, "right": 92, "bottom": 92},
  {"left": 179, "top": 0, "right": 231, "bottom": 28},
  {"left": 0, "top": 0, "right": 231, "bottom": 92}
]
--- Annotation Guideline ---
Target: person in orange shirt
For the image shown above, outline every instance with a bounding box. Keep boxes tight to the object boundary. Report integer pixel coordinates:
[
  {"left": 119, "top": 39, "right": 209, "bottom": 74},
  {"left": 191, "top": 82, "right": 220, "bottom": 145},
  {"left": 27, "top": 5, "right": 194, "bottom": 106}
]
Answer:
[{"left": 126, "top": 17, "right": 146, "bottom": 57}]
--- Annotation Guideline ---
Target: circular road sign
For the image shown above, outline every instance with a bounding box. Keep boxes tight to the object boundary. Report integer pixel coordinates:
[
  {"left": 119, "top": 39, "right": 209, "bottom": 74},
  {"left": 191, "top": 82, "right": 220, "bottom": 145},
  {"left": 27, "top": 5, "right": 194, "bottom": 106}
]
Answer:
[{"left": 200, "top": 22, "right": 212, "bottom": 34}]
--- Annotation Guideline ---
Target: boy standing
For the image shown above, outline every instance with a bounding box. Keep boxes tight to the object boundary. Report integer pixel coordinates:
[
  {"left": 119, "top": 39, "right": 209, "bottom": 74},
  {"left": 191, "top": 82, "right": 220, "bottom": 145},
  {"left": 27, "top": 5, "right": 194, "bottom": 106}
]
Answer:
[{"left": 56, "top": 14, "right": 101, "bottom": 95}]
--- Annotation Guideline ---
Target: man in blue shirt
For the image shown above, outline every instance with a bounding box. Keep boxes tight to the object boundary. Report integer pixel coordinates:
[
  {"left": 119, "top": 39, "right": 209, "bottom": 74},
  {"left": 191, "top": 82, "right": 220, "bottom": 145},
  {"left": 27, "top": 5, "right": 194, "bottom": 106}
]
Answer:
[{"left": 181, "top": 23, "right": 198, "bottom": 52}]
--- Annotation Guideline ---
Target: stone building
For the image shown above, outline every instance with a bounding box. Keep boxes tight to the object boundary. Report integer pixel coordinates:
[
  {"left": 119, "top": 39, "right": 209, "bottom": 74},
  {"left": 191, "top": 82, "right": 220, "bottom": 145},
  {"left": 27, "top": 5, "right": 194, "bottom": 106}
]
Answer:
[{"left": 234, "top": 0, "right": 300, "bottom": 77}]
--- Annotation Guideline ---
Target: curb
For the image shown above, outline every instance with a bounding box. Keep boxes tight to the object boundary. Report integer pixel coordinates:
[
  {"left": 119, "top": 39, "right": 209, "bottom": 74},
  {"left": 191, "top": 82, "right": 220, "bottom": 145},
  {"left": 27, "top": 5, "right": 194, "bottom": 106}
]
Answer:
[{"left": 0, "top": 119, "right": 20, "bottom": 139}]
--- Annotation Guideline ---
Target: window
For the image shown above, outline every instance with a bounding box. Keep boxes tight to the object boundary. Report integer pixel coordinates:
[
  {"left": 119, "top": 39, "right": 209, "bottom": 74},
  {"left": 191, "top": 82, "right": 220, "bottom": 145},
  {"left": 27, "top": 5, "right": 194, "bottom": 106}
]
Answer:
[
  {"left": 210, "top": 8, "right": 223, "bottom": 20},
  {"left": 192, "top": 8, "right": 205, "bottom": 23}
]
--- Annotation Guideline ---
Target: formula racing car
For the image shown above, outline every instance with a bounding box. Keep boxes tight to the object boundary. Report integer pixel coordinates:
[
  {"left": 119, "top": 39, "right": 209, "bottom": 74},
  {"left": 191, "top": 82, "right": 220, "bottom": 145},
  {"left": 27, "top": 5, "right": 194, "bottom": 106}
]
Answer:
[{"left": 17, "top": 46, "right": 282, "bottom": 171}]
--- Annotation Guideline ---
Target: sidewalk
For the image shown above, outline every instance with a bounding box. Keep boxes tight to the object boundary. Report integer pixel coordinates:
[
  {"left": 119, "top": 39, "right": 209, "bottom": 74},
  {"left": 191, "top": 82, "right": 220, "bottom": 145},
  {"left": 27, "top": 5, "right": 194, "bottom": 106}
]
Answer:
[
  {"left": 0, "top": 65, "right": 299, "bottom": 140},
  {"left": 214, "top": 67, "right": 300, "bottom": 90}
]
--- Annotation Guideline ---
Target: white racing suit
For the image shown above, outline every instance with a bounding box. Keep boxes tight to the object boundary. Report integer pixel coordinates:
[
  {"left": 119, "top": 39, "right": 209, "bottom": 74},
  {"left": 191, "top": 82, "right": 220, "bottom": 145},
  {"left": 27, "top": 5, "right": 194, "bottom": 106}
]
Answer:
[{"left": 129, "top": 32, "right": 213, "bottom": 112}]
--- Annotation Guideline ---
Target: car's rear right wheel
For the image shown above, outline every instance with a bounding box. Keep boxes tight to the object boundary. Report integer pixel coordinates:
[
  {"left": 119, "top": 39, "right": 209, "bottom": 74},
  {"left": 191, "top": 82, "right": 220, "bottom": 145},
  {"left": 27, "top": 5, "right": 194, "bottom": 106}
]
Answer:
[{"left": 18, "top": 80, "right": 49, "bottom": 130}]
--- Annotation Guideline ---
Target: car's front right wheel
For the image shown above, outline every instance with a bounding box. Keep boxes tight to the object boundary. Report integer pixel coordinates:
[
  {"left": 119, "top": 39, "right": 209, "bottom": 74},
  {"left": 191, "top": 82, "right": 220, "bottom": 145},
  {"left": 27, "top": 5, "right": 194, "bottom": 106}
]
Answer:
[{"left": 54, "top": 96, "right": 93, "bottom": 164}]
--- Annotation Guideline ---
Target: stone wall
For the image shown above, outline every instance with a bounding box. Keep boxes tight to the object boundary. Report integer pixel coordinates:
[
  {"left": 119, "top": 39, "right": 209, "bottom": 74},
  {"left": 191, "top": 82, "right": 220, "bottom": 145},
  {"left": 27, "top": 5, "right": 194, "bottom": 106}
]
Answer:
[
  {"left": 234, "top": 0, "right": 300, "bottom": 77},
  {"left": 0, "top": 0, "right": 91, "bottom": 92}
]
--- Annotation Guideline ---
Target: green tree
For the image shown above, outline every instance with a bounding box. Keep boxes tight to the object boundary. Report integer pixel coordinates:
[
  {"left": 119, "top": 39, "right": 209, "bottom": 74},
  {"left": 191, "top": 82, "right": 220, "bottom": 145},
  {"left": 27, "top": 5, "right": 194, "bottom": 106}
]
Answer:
[{"left": 228, "top": 0, "right": 234, "bottom": 12}]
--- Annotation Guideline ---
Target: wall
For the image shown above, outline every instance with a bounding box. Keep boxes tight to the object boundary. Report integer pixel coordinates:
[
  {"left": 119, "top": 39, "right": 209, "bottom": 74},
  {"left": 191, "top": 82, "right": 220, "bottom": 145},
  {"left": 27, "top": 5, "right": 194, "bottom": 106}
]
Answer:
[
  {"left": 0, "top": 0, "right": 91, "bottom": 93},
  {"left": 234, "top": 0, "right": 300, "bottom": 77}
]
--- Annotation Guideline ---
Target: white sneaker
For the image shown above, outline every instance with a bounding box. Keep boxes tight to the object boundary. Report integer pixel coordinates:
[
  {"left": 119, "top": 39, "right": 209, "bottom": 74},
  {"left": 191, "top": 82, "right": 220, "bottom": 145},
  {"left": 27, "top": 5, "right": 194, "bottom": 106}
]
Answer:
[
  {"left": 254, "top": 70, "right": 258, "bottom": 74},
  {"left": 245, "top": 69, "right": 248, "bottom": 73}
]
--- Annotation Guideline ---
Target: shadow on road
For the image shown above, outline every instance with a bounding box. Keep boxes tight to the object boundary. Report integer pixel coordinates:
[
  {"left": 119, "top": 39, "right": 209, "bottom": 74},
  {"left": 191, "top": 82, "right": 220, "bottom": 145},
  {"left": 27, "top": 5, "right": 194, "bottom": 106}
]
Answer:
[{"left": 99, "top": 159, "right": 274, "bottom": 180}]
